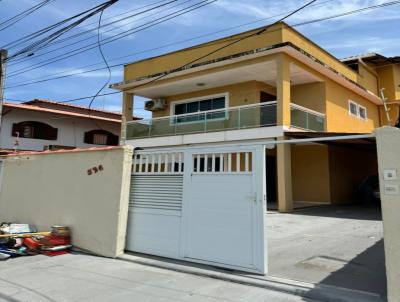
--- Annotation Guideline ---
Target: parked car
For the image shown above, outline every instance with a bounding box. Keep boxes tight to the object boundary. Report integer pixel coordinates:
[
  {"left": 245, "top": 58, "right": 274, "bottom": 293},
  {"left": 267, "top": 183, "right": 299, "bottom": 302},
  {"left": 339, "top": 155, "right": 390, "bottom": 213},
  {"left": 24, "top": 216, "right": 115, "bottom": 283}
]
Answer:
[{"left": 356, "top": 174, "right": 380, "bottom": 206}]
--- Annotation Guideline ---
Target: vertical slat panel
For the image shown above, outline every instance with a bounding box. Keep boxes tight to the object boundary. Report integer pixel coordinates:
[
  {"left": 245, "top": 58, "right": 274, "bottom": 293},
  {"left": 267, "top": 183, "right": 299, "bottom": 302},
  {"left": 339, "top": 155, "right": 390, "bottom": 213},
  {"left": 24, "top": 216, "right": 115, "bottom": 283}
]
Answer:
[
  {"left": 144, "top": 155, "right": 149, "bottom": 173},
  {"left": 204, "top": 154, "right": 208, "bottom": 173},
  {"left": 139, "top": 155, "right": 143, "bottom": 173},
  {"left": 151, "top": 155, "right": 155, "bottom": 173},
  {"left": 228, "top": 153, "right": 232, "bottom": 172},
  {"left": 164, "top": 153, "right": 169, "bottom": 173},
  {"left": 171, "top": 153, "right": 176, "bottom": 173},
  {"left": 236, "top": 152, "right": 240, "bottom": 172},
  {"left": 178, "top": 153, "right": 183, "bottom": 172},
  {"left": 157, "top": 154, "right": 162, "bottom": 173},
  {"left": 133, "top": 155, "right": 137, "bottom": 173},
  {"left": 245, "top": 152, "right": 249, "bottom": 172},
  {"left": 197, "top": 154, "right": 201, "bottom": 172},
  {"left": 211, "top": 154, "right": 215, "bottom": 172},
  {"left": 219, "top": 153, "right": 223, "bottom": 172}
]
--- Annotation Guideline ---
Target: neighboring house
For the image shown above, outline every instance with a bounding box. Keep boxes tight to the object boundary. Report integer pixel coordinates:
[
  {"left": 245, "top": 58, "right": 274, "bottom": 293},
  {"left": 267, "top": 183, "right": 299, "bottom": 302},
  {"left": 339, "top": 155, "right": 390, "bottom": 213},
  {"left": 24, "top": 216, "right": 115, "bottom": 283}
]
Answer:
[
  {"left": 0, "top": 99, "right": 132, "bottom": 154},
  {"left": 108, "top": 22, "right": 399, "bottom": 273}
]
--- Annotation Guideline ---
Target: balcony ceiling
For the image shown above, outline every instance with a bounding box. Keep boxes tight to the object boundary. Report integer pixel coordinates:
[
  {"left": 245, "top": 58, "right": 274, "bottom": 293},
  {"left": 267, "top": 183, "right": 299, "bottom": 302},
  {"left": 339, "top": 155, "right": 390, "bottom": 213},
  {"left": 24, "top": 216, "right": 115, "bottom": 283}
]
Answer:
[{"left": 131, "top": 60, "right": 322, "bottom": 99}]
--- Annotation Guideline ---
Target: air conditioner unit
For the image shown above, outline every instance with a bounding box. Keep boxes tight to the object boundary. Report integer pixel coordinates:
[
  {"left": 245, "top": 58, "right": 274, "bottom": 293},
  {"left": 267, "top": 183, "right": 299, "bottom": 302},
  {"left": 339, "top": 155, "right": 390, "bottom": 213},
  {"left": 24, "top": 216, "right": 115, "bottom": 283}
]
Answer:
[{"left": 145, "top": 99, "right": 166, "bottom": 111}]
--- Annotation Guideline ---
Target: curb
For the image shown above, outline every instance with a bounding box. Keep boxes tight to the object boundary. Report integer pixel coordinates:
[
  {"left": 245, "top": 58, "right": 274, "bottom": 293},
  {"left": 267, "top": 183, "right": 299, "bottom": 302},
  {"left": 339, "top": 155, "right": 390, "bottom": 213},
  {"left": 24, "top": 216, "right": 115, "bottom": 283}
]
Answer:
[{"left": 118, "top": 253, "right": 385, "bottom": 302}]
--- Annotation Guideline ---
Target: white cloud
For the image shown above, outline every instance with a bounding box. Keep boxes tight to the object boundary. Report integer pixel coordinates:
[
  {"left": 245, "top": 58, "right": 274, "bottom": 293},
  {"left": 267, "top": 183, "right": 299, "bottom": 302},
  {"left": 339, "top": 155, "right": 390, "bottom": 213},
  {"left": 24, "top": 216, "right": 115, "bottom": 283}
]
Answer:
[{"left": 215, "top": 0, "right": 400, "bottom": 24}]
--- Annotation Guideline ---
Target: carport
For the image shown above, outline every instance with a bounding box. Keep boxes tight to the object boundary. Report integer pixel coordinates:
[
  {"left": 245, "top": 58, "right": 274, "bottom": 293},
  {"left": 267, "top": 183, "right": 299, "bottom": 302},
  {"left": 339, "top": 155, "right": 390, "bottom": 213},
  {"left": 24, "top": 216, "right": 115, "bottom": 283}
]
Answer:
[
  {"left": 267, "top": 132, "right": 378, "bottom": 212},
  {"left": 264, "top": 132, "right": 385, "bottom": 297},
  {"left": 125, "top": 132, "right": 379, "bottom": 274}
]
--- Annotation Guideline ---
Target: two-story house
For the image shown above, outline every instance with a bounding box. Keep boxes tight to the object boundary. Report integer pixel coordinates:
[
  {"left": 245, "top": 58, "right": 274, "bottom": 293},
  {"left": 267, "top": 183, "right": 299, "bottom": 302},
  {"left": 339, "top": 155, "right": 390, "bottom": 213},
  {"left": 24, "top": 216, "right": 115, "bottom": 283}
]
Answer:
[
  {"left": 109, "top": 22, "right": 398, "bottom": 273},
  {"left": 0, "top": 99, "right": 132, "bottom": 154}
]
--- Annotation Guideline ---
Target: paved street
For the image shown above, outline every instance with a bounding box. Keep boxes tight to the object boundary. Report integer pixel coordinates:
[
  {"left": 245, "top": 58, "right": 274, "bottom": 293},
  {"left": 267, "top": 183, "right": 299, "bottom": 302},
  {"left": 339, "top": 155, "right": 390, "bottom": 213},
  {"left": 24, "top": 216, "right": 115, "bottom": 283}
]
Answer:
[{"left": 0, "top": 253, "right": 316, "bottom": 302}]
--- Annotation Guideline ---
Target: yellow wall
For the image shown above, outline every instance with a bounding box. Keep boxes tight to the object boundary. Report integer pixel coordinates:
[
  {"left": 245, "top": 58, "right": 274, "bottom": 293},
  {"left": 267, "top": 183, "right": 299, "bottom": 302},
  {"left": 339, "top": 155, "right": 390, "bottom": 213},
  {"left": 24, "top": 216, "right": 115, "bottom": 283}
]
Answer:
[
  {"left": 124, "top": 23, "right": 364, "bottom": 93},
  {"left": 357, "top": 63, "right": 379, "bottom": 95},
  {"left": 290, "top": 144, "right": 378, "bottom": 205},
  {"left": 291, "top": 82, "right": 326, "bottom": 113},
  {"left": 291, "top": 144, "right": 331, "bottom": 203},
  {"left": 152, "top": 81, "right": 276, "bottom": 118},
  {"left": 325, "top": 79, "right": 380, "bottom": 133},
  {"left": 328, "top": 145, "right": 378, "bottom": 204},
  {"left": 124, "top": 23, "right": 284, "bottom": 81},
  {"left": 122, "top": 22, "right": 390, "bottom": 133},
  {"left": 378, "top": 65, "right": 396, "bottom": 101},
  {"left": 394, "top": 65, "right": 400, "bottom": 100},
  {"left": 281, "top": 26, "right": 358, "bottom": 83}
]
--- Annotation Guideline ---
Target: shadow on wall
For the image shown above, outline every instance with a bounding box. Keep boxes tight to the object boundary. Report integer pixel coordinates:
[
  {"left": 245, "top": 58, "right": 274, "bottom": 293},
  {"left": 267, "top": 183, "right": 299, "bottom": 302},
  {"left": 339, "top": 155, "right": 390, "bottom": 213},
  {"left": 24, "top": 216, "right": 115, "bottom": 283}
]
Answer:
[
  {"left": 305, "top": 239, "right": 387, "bottom": 299},
  {"left": 287, "top": 205, "right": 382, "bottom": 221}
]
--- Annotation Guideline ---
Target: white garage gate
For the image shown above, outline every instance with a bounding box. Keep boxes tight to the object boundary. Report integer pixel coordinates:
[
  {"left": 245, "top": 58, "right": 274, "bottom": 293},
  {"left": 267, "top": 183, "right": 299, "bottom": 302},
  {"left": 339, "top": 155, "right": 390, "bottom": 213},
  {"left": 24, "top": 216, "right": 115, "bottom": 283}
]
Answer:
[{"left": 126, "top": 145, "right": 267, "bottom": 274}]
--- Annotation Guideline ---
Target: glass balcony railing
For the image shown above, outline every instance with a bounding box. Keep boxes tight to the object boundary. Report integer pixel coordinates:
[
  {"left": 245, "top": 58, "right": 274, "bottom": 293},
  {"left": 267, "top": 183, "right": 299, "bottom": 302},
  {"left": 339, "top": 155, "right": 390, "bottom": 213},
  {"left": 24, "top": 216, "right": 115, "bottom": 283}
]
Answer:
[
  {"left": 126, "top": 102, "right": 325, "bottom": 140},
  {"left": 290, "top": 104, "right": 325, "bottom": 132},
  {"left": 126, "top": 102, "right": 277, "bottom": 139}
]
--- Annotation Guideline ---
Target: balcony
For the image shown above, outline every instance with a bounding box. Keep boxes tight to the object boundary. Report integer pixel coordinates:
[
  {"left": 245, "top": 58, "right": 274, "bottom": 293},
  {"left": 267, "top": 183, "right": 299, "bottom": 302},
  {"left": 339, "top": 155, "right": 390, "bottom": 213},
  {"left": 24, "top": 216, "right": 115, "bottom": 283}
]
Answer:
[{"left": 126, "top": 102, "right": 325, "bottom": 140}]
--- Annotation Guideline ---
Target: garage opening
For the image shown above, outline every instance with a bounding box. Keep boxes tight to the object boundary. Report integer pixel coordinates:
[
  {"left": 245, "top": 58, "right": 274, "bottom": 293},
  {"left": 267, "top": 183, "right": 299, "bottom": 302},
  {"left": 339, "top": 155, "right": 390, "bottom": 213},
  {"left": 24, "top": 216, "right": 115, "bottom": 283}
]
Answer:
[{"left": 266, "top": 132, "right": 386, "bottom": 297}]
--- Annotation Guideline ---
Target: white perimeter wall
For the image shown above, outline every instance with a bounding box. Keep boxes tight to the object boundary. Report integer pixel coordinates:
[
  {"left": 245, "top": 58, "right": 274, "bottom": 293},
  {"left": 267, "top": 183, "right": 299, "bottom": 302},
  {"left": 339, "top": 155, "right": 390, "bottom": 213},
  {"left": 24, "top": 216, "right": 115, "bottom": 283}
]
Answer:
[
  {"left": 0, "top": 108, "right": 121, "bottom": 151},
  {"left": 0, "top": 146, "right": 133, "bottom": 258},
  {"left": 375, "top": 126, "right": 400, "bottom": 302}
]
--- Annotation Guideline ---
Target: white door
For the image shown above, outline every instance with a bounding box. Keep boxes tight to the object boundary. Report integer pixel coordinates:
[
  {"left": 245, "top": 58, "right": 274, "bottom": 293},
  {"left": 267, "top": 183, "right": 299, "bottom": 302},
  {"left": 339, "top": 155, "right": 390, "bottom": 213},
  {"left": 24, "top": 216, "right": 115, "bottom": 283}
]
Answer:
[{"left": 182, "top": 147, "right": 266, "bottom": 273}]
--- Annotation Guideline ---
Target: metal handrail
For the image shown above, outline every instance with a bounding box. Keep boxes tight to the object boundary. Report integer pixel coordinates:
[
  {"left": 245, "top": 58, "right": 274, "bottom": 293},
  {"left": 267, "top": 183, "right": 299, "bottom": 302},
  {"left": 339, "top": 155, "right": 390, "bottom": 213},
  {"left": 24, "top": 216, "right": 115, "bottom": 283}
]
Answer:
[{"left": 290, "top": 103, "right": 325, "bottom": 117}]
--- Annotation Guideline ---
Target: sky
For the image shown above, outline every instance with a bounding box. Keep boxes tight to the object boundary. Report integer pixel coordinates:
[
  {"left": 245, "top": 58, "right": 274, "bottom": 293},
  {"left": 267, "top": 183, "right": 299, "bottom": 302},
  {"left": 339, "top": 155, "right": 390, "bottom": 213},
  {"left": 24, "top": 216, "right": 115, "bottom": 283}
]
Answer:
[{"left": 1, "top": 0, "right": 400, "bottom": 119}]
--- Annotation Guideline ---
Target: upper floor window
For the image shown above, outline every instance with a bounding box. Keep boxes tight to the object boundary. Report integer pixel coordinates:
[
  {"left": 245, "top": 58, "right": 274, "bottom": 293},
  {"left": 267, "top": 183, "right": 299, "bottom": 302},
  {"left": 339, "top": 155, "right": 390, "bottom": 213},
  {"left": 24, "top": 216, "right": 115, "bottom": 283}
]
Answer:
[
  {"left": 84, "top": 129, "right": 119, "bottom": 146},
  {"left": 348, "top": 100, "right": 368, "bottom": 120},
  {"left": 348, "top": 100, "right": 358, "bottom": 117},
  {"left": 358, "top": 105, "right": 367, "bottom": 120},
  {"left": 172, "top": 94, "right": 227, "bottom": 123},
  {"left": 12, "top": 121, "right": 58, "bottom": 140}
]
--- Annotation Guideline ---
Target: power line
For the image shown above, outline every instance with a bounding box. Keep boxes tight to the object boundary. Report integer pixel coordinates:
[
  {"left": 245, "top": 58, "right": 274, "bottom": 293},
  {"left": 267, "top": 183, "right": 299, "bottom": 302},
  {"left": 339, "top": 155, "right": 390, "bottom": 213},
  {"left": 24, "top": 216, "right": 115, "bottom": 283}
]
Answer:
[
  {"left": 7, "top": 0, "right": 186, "bottom": 66},
  {"left": 5, "top": 0, "right": 119, "bottom": 62},
  {"left": 4, "top": 0, "right": 333, "bottom": 88},
  {"left": 0, "top": 0, "right": 54, "bottom": 32},
  {"left": 127, "top": 0, "right": 319, "bottom": 92},
  {"left": 5, "top": 0, "right": 399, "bottom": 90},
  {"left": 9, "top": 0, "right": 174, "bottom": 54},
  {"left": 5, "top": 0, "right": 318, "bottom": 106},
  {"left": 86, "top": 8, "right": 113, "bottom": 129},
  {"left": 1, "top": 0, "right": 118, "bottom": 51},
  {"left": 6, "top": 0, "right": 216, "bottom": 77}
]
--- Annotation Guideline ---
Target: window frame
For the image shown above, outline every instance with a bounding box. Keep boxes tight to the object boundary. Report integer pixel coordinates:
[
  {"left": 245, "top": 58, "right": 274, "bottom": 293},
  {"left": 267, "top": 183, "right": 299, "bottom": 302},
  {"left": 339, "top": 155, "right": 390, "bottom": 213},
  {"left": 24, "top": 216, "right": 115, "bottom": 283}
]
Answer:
[
  {"left": 12, "top": 121, "right": 58, "bottom": 140},
  {"left": 348, "top": 100, "right": 358, "bottom": 117},
  {"left": 83, "top": 129, "right": 119, "bottom": 146},
  {"left": 170, "top": 93, "right": 229, "bottom": 125},
  {"left": 358, "top": 105, "right": 368, "bottom": 120}
]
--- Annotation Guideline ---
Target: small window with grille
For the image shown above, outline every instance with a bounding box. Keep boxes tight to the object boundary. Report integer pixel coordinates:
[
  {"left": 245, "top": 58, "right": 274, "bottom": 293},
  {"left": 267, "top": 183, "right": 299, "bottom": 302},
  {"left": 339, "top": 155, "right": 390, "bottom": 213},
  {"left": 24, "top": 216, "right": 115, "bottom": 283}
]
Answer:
[
  {"left": 348, "top": 100, "right": 358, "bottom": 117},
  {"left": 84, "top": 130, "right": 119, "bottom": 146},
  {"left": 93, "top": 133, "right": 108, "bottom": 145},
  {"left": 12, "top": 121, "right": 58, "bottom": 140},
  {"left": 358, "top": 106, "right": 367, "bottom": 120}
]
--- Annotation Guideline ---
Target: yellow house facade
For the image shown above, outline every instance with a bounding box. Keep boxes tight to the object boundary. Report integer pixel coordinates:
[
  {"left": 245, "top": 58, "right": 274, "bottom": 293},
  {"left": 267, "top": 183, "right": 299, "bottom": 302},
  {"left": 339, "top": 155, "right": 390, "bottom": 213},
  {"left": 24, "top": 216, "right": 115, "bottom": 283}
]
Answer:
[{"left": 111, "top": 22, "right": 399, "bottom": 212}]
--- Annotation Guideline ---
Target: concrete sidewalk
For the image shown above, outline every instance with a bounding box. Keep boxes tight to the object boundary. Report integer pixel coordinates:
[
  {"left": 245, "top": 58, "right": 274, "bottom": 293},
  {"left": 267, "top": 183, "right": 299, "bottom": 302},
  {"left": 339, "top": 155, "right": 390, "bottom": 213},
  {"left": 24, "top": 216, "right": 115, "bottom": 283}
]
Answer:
[{"left": 0, "top": 253, "right": 315, "bottom": 302}]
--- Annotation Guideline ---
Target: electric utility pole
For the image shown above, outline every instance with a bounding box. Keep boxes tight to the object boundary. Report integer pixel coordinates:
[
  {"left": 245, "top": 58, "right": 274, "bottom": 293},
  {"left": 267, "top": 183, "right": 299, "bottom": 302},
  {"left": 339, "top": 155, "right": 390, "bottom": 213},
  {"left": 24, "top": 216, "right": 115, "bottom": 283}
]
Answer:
[{"left": 0, "top": 49, "right": 8, "bottom": 130}]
